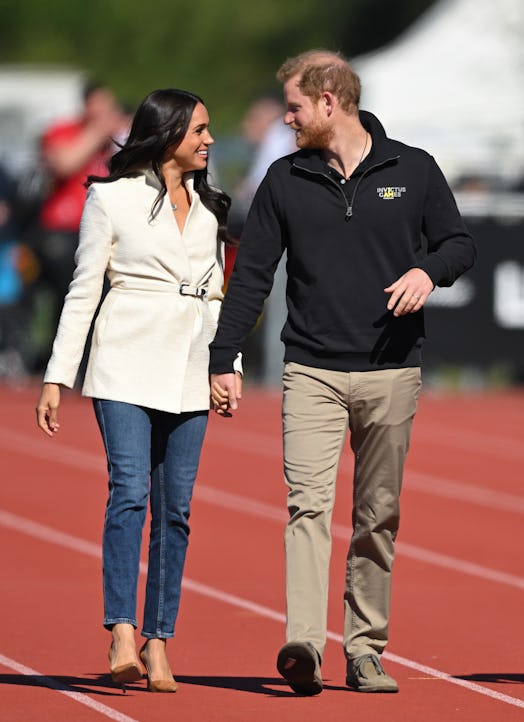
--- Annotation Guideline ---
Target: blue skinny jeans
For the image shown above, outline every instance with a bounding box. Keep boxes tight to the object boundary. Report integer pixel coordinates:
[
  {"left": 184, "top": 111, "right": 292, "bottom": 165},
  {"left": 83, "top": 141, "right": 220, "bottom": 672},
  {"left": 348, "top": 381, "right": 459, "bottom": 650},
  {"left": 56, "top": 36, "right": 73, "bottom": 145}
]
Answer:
[{"left": 93, "top": 399, "right": 208, "bottom": 638}]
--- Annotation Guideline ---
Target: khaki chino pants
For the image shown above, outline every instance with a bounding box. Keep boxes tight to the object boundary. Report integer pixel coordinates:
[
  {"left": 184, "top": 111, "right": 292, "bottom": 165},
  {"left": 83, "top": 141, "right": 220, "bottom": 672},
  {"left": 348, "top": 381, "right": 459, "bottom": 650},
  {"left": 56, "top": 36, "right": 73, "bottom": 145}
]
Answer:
[{"left": 282, "top": 362, "right": 421, "bottom": 660}]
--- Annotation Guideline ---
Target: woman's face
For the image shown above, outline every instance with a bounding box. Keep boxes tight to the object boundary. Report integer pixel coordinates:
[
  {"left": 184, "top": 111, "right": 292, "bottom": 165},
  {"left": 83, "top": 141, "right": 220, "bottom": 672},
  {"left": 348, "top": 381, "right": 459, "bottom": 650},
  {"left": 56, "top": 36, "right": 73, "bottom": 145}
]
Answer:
[{"left": 165, "top": 102, "right": 214, "bottom": 171}]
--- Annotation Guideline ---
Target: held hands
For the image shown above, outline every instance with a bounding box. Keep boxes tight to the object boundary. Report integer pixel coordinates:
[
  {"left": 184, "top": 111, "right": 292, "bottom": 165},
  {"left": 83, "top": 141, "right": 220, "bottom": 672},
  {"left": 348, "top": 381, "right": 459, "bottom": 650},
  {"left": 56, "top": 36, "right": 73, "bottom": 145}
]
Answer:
[
  {"left": 384, "top": 268, "right": 434, "bottom": 317},
  {"left": 210, "top": 372, "right": 243, "bottom": 417},
  {"left": 210, "top": 271, "right": 432, "bottom": 416},
  {"left": 36, "top": 383, "right": 61, "bottom": 437}
]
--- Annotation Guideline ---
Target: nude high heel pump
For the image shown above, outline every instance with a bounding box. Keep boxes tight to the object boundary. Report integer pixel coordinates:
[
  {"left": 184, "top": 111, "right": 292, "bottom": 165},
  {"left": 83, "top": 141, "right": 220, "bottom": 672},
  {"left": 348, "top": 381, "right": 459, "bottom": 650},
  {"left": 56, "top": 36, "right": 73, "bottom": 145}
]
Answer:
[
  {"left": 108, "top": 632, "right": 144, "bottom": 692},
  {"left": 139, "top": 640, "right": 178, "bottom": 693}
]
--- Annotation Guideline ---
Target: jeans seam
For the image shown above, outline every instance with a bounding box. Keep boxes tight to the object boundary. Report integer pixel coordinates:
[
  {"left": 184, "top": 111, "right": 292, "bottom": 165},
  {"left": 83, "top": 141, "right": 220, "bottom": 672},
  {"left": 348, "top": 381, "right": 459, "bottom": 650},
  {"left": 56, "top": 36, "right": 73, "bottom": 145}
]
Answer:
[
  {"left": 156, "top": 452, "right": 167, "bottom": 635},
  {"left": 96, "top": 399, "right": 115, "bottom": 623}
]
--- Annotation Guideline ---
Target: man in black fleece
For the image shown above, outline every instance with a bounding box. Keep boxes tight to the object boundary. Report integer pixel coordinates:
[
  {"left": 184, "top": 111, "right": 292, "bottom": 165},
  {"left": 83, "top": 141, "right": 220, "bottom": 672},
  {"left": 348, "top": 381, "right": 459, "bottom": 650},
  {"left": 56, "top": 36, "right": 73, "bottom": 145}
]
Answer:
[{"left": 209, "top": 50, "right": 476, "bottom": 695}]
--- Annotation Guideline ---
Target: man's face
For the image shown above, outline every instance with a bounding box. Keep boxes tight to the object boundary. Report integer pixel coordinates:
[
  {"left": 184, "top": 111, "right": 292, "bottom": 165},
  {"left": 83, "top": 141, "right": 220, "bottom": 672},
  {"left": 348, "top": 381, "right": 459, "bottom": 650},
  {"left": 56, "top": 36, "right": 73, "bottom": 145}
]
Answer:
[
  {"left": 84, "top": 87, "right": 118, "bottom": 123},
  {"left": 283, "top": 76, "right": 333, "bottom": 149}
]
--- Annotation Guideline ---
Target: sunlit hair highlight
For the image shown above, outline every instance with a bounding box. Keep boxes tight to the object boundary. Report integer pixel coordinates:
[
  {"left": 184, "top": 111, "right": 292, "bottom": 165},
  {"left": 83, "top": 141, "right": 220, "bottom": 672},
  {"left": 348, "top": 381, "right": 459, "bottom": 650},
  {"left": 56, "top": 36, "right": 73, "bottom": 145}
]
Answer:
[
  {"left": 86, "top": 88, "right": 231, "bottom": 244},
  {"left": 277, "top": 49, "right": 361, "bottom": 113}
]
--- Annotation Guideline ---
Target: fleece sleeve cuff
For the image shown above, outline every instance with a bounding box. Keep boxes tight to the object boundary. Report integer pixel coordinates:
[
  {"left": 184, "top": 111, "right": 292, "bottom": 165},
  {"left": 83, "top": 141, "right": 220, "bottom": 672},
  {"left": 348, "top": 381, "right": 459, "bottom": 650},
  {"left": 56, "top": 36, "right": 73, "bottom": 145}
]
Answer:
[
  {"left": 416, "top": 254, "right": 451, "bottom": 287},
  {"left": 209, "top": 346, "right": 238, "bottom": 375}
]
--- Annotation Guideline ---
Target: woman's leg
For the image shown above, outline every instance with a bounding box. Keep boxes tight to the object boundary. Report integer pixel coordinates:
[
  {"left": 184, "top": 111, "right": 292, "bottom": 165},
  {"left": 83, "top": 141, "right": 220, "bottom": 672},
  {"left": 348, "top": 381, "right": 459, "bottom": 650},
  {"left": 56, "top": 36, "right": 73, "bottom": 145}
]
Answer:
[
  {"left": 142, "top": 409, "right": 208, "bottom": 639},
  {"left": 139, "top": 409, "right": 207, "bottom": 691},
  {"left": 93, "top": 399, "right": 152, "bottom": 629}
]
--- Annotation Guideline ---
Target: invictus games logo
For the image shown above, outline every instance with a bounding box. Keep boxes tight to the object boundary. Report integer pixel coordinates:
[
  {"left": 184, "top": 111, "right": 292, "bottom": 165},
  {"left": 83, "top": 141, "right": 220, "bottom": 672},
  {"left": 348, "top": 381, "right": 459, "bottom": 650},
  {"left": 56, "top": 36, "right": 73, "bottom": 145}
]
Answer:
[{"left": 377, "top": 186, "right": 406, "bottom": 199}]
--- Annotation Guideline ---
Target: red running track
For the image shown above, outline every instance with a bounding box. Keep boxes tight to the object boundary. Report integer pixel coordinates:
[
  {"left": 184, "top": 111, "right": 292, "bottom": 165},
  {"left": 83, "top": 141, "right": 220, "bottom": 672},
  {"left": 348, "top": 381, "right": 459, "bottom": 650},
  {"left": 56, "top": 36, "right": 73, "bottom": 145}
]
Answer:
[{"left": 0, "top": 382, "right": 523, "bottom": 721}]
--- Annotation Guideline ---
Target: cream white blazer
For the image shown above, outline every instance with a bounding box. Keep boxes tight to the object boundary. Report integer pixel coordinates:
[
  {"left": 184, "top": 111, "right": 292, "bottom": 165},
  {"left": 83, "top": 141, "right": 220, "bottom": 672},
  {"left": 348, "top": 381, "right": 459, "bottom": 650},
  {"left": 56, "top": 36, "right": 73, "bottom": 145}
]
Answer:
[{"left": 44, "top": 169, "right": 234, "bottom": 413}]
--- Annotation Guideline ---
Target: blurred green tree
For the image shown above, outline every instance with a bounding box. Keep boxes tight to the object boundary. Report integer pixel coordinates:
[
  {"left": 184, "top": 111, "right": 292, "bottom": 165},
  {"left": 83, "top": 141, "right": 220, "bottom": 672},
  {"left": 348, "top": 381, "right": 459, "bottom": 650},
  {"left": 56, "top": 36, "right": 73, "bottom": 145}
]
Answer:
[{"left": 0, "top": 0, "right": 436, "bottom": 132}]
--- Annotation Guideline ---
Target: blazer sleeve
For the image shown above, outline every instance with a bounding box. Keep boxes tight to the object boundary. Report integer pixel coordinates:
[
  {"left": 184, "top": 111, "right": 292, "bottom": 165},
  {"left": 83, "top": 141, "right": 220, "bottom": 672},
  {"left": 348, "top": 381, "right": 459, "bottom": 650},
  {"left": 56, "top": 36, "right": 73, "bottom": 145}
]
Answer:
[{"left": 44, "top": 185, "right": 113, "bottom": 387}]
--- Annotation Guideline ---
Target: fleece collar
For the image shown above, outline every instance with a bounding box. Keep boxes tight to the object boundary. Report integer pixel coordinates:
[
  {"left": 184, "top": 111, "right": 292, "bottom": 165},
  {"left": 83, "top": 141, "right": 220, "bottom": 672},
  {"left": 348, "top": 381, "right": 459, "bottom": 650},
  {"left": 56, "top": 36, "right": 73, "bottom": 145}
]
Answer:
[{"left": 291, "top": 110, "right": 398, "bottom": 174}]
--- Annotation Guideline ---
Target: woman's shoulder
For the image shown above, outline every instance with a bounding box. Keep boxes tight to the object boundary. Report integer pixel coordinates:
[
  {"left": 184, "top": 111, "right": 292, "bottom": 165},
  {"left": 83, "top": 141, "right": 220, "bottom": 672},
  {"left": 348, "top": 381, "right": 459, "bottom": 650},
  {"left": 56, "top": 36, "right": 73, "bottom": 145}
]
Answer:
[
  {"left": 88, "top": 174, "right": 148, "bottom": 201},
  {"left": 91, "top": 173, "right": 145, "bottom": 189}
]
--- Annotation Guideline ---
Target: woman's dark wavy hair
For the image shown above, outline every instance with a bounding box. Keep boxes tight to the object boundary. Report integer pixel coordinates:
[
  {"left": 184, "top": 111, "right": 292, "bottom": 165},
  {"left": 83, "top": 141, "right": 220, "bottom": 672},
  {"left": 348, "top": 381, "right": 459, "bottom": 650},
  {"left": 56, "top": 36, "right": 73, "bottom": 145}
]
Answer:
[{"left": 86, "top": 88, "right": 231, "bottom": 245}]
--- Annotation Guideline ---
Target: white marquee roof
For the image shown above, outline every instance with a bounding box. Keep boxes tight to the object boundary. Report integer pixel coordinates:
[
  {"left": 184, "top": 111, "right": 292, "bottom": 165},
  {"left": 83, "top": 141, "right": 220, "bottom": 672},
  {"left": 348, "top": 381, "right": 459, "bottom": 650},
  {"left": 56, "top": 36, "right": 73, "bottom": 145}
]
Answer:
[{"left": 352, "top": 0, "right": 524, "bottom": 185}]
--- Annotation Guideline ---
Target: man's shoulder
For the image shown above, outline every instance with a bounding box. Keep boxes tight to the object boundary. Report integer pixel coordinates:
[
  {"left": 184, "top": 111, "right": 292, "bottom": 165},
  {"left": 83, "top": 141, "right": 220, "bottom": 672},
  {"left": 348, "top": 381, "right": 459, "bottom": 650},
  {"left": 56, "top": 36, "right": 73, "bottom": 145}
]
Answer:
[
  {"left": 363, "top": 110, "right": 435, "bottom": 165},
  {"left": 382, "top": 134, "right": 434, "bottom": 165},
  {"left": 267, "top": 149, "right": 318, "bottom": 175}
]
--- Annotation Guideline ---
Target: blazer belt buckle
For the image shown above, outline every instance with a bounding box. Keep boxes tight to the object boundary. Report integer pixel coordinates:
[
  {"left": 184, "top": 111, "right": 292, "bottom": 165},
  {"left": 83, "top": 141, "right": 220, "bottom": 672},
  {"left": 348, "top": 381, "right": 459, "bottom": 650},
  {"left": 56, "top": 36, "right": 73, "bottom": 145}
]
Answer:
[{"left": 179, "top": 283, "right": 206, "bottom": 298}]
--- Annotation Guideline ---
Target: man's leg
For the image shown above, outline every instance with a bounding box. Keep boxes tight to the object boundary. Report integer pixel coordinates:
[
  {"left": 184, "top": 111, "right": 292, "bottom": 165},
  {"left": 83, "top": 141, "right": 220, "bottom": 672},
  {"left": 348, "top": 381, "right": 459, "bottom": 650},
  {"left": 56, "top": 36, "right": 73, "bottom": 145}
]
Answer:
[
  {"left": 343, "top": 367, "right": 421, "bottom": 691},
  {"left": 279, "top": 362, "right": 349, "bottom": 693}
]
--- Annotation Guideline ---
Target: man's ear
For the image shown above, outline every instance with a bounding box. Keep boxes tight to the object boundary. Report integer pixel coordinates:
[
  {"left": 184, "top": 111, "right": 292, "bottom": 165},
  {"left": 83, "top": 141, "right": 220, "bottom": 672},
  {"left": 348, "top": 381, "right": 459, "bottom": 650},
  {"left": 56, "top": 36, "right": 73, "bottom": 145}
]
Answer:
[{"left": 321, "top": 91, "right": 336, "bottom": 117}]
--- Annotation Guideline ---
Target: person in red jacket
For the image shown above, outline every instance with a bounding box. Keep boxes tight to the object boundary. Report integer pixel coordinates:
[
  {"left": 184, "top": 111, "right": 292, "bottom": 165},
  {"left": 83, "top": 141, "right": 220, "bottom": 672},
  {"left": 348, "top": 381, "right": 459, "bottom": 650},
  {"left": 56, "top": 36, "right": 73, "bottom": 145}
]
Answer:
[
  {"left": 209, "top": 50, "right": 476, "bottom": 696},
  {"left": 37, "top": 81, "right": 127, "bottom": 362}
]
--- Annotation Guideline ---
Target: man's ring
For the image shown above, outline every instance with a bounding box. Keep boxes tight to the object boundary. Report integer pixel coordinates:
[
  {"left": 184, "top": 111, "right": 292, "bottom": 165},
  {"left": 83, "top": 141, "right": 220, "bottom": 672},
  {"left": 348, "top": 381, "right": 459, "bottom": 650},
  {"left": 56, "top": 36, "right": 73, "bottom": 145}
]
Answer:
[{"left": 412, "top": 294, "right": 420, "bottom": 300}]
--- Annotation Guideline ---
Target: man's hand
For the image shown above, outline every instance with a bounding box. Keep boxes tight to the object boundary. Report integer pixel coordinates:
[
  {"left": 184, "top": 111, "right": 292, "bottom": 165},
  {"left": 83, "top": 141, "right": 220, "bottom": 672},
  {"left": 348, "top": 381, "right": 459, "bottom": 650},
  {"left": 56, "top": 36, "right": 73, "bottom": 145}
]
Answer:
[
  {"left": 384, "top": 268, "right": 434, "bottom": 317},
  {"left": 210, "top": 372, "right": 243, "bottom": 416}
]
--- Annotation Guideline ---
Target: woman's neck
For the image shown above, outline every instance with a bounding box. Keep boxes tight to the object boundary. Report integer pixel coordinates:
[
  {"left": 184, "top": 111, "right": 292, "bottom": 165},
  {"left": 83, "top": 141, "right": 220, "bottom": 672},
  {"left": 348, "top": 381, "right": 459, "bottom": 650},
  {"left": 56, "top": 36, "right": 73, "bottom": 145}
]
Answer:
[{"left": 161, "top": 161, "right": 185, "bottom": 191}]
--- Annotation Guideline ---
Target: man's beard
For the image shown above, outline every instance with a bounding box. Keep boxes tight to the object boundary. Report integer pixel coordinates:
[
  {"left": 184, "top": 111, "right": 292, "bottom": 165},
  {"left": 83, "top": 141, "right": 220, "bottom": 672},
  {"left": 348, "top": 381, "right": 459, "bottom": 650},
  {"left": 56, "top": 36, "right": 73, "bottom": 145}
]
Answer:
[{"left": 295, "top": 119, "right": 334, "bottom": 149}]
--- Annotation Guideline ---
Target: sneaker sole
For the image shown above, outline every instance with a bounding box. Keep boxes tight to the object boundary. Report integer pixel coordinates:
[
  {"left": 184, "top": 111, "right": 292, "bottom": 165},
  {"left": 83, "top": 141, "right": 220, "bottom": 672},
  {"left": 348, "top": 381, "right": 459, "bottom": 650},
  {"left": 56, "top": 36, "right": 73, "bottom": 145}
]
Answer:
[{"left": 277, "top": 642, "right": 323, "bottom": 696}]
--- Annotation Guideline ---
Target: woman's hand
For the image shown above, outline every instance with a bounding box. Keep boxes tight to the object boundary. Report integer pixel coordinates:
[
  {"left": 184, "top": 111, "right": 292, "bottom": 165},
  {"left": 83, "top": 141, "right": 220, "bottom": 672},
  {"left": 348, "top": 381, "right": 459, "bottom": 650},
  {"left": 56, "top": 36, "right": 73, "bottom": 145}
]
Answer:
[
  {"left": 210, "top": 371, "right": 242, "bottom": 416},
  {"left": 36, "top": 383, "right": 61, "bottom": 437}
]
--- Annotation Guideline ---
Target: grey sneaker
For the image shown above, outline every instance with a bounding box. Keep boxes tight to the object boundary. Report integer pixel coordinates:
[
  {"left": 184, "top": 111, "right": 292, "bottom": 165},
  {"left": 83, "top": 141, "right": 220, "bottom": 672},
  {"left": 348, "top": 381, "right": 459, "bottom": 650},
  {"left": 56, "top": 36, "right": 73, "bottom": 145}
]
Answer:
[
  {"left": 276, "top": 641, "right": 323, "bottom": 695},
  {"left": 346, "top": 654, "right": 399, "bottom": 692}
]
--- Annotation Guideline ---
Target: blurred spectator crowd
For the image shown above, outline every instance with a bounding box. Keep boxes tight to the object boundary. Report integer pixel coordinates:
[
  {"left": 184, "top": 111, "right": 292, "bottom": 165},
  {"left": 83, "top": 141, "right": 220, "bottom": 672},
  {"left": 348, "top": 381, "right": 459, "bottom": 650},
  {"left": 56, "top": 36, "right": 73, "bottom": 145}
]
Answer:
[
  {"left": 0, "top": 83, "right": 295, "bottom": 385},
  {"left": 1, "top": 80, "right": 523, "bottom": 385},
  {"left": 0, "top": 80, "right": 131, "bottom": 383}
]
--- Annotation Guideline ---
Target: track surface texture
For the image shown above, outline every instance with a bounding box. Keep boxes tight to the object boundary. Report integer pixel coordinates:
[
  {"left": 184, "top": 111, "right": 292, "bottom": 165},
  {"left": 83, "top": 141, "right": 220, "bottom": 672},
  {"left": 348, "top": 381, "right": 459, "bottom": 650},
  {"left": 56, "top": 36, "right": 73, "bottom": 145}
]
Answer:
[{"left": 1, "top": 382, "right": 523, "bottom": 721}]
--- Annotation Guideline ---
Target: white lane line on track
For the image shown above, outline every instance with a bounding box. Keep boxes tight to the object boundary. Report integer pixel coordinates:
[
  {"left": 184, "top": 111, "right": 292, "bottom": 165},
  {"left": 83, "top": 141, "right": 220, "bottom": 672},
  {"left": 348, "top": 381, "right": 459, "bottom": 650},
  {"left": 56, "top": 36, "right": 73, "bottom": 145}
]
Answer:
[
  {"left": 1, "top": 509, "right": 524, "bottom": 711},
  {"left": 196, "top": 486, "right": 524, "bottom": 591},
  {"left": 413, "top": 422, "right": 524, "bottom": 462},
  {"left": 404, "top": 471, "right": 524, "bottom": 514},
  {"left": 2, "top": 428, "right": 524, "bottom": 588},
  {"left": 185, "top": 579, "right": 524, "bottom": 711},
  {"left": 203, "top": 426, "right": 524, "bottom": 512},
  {"left": 4, "top": 425, "right": 523, "bottom": 515},
  {"left": 206, "top": 417, "right": 524, "bottom": 463},
  {"left": 0, "top": 653, "right": 141, "bottom": 722}
]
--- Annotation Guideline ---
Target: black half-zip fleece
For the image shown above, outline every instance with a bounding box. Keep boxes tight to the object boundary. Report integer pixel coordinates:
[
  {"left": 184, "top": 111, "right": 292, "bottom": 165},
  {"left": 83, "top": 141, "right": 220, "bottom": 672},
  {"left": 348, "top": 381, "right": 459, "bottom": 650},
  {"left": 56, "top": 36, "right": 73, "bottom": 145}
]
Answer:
[{"left": 210, "top": 111, "right": 476, "bottom": 374}]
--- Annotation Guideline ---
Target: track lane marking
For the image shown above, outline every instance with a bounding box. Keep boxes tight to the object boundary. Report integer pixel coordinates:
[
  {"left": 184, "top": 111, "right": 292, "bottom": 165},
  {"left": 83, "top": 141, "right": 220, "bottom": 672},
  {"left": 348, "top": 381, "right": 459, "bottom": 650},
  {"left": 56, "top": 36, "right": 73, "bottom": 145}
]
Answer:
[
  {"left": 0, "top": 652, "right": 141, "bottom": 722},
  {"left": 412, "top": 421, "right": 524, "bottom": 461},
  {"left": 3, "top": 426, "right": 524, "bottom": 513},
  {"left": 196, "top": 486, "right": 524, "bottom": 590},
  {"left": 1, "top": 510, "right": 523, "bottom": 710},
  {"left": 208, "top": 416, "right": 524, "bottom": 462},
  {"left": 2, "top": 429, "right": 523, "bottom": 587},
  {"left": 203, "top": 426, "right": 524, "bottom": 506}
]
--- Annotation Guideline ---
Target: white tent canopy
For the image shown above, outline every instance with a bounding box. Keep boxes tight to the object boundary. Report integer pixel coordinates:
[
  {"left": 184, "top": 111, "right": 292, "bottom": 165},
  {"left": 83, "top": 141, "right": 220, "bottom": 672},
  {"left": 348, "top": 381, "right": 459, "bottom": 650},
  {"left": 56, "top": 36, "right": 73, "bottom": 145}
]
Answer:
[
  {"left": 0, "top": 65, "right": 85, "bottom": 176},
  {"left": 352, "top": 0, "right": 524, "bottom": 185}
]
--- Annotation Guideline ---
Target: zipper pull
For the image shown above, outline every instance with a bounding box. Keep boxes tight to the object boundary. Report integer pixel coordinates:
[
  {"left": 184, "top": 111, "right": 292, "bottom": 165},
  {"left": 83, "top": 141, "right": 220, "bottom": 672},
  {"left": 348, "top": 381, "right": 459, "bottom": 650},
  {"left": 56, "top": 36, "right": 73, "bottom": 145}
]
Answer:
[{"left": 345, "top": 207, "right": 353, "bottom": 221}]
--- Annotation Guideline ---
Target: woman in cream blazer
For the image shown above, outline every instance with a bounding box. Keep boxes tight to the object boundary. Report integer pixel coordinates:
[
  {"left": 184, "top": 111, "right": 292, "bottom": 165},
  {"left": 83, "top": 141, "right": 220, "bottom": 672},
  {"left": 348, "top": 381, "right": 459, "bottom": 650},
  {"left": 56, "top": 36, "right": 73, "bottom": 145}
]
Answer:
[
  {"left": 45, "top": 168, "right": 225, "bottom": 413},
  {"left": 36, "top": 89, "right": 241, "bottom": 692}
]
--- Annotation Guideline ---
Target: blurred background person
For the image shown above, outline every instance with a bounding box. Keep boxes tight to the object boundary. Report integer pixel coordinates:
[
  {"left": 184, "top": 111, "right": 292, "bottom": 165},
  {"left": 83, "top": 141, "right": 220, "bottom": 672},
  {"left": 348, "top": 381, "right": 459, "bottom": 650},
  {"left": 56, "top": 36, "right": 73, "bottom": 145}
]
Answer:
[
  {"left": 34, "top": 80, "right": 127, "bottom": 369},
  {"left": 234, "top": 92, "right": 296, "bottom": 220},
  {"left": 0, "top": 162, "right": 32, "bottom": 380}
]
